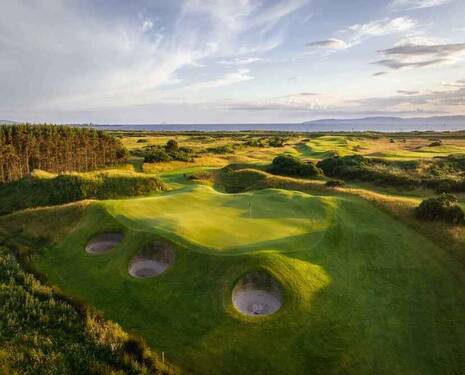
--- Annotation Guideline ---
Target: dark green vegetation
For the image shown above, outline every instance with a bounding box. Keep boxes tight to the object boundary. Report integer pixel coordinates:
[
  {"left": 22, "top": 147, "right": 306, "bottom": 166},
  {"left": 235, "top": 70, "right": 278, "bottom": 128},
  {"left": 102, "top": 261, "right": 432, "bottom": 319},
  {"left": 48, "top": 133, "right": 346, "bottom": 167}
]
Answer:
[
  {"left": 268, "top": 155, "right": 321, "bottom": 178},
  {"left": 0, "top": 169, "right": 167, "bottom": 215},
  {"left": 0, "top": 246, "right": 172, "bottom": 374},
  {"left": 317, "top": 154, "right": 465, "bottom": 191},
  {"left": 136, "top": 140, "right": 194, "bottom": 162},
  {"left": 0, "top": 125, "right": 127, "bottom": 184},
  {"left": 416, "top": 193, "right": 465, "bottom": 224},
  {"left": 325, "top": 179, "right": 345, "bottom": 188}
]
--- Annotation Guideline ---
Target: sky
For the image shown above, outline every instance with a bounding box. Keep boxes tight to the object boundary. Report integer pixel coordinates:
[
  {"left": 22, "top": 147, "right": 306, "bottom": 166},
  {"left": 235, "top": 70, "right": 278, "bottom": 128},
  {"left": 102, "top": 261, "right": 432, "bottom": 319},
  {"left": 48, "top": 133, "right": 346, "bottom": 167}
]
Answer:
[{"left": 0, "top": 0, "right": 464, "bottom": 124}]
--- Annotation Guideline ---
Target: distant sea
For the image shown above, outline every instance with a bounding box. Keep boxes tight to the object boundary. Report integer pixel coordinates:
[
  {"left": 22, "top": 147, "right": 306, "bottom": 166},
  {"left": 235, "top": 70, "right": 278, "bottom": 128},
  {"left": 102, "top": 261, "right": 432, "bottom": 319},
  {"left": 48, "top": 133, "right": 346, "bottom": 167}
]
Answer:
[{"left": 91, "top": 121, "right": 465, "bottom": 133}]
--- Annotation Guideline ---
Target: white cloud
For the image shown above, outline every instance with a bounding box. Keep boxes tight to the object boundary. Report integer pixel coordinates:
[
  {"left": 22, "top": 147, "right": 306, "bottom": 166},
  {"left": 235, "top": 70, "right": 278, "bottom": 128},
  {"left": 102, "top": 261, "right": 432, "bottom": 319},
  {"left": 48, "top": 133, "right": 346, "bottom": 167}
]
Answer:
[
  {"left": 230, "top": 78, "right": 465, "bottom": 116},
  {"left": 390, "top": 0, "right": 452, "bottom": 10},
  {"left": 186, "top": 69, "right": 254, "bottom": 90},
  {"left": 142, "top": 19, "right": 154, "bottom": 32},
  {"left": 374, "top": 41, "right": 465, "bottom": 70},
  {"left": 310, "top": 16, "right": 418, "bottom": 52},
  {"left": 348, "top": 17, "right": 417, "bottom": 44},
  {"left": 0, "top": 0, "right": 306, "bottom": 113},
  {"left": 219, "top": 57, "right": 263, "bottom": 65}
]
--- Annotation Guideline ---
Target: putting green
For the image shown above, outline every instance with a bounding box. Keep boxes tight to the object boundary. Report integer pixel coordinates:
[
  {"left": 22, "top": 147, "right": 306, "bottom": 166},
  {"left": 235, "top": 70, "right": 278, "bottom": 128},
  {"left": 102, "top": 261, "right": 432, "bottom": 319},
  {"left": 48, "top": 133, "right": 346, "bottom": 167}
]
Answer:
[
  {"left": 33, "top": 187, "right": 465, "bottom": 374},
  {"left": 105, "top": 185, "right": 334, "bottom": 254}
]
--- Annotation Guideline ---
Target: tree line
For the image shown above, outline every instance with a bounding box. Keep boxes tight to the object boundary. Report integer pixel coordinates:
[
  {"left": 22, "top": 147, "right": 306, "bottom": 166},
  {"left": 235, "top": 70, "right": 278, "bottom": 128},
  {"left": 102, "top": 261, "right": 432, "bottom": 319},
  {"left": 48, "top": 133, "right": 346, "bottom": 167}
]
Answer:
[{"left": 0, "top": 125, "right": 127, "bottom": 184}]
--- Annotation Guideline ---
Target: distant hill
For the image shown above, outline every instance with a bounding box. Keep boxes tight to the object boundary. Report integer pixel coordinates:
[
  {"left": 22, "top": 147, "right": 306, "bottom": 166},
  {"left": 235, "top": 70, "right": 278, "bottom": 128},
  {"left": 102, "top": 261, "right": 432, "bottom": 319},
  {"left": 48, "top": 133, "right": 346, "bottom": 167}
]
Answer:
[{"left": 302, "top": 115, "right": 465, "bottom": 132}]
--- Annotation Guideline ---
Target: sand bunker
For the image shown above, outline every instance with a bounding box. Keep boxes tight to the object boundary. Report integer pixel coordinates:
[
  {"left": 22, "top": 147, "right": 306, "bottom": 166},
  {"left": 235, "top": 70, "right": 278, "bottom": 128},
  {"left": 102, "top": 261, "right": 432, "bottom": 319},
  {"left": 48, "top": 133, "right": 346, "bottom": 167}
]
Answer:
[
  {"left": 232, "top": 271, "right": 283, "bottom": 316},
  {"left": 85, "top": 233, "right": 123, "bottom": 254},
  {"left": 128, "top": 240, "right": 175, "bottom": 278}
]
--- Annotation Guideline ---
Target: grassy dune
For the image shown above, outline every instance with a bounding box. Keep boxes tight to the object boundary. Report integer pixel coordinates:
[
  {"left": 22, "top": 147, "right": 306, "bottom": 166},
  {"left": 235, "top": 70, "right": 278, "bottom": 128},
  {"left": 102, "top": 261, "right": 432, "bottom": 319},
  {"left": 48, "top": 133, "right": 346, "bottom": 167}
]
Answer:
[
  {"left": 26, "top": 186, "right": 465, "bottom": 374},
  {"left": 0, "top": 169, "right": 167, "bottom": 215}
]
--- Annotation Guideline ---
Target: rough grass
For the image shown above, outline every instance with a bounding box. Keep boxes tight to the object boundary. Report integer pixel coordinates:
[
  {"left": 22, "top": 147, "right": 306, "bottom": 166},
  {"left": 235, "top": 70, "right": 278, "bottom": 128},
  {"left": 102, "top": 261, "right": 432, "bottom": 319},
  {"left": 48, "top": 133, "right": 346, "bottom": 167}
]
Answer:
[
  {"left": 18, "top": 187, "right": 465, "bottom": 374},
  {"left": 302, "top": 135, "right": 465, "bottom": 160},
  {"left": 0, "top": 169, "right": 167, "bottom": 215},
  {"left": 0, "top": 245, "right": 177, "bottom": 374}
]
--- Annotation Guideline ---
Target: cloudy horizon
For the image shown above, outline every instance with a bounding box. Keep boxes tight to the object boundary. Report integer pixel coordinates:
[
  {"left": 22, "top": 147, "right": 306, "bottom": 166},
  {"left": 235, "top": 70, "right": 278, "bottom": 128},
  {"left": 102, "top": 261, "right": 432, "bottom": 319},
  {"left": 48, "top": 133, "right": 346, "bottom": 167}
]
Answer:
[{"left": 1, "top": 0, "right": 464, "bottom": 124}]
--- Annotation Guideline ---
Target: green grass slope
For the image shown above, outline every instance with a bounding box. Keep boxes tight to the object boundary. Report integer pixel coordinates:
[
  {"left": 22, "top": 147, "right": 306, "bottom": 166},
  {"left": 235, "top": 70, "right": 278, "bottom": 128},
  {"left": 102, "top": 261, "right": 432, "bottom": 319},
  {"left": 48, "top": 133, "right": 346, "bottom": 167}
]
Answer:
[
  {"left": 0, "top": 169, "right": 167, "bottom": 215},
  {"left": 30, "top": 188, "right": 465, "bottom": 374}
]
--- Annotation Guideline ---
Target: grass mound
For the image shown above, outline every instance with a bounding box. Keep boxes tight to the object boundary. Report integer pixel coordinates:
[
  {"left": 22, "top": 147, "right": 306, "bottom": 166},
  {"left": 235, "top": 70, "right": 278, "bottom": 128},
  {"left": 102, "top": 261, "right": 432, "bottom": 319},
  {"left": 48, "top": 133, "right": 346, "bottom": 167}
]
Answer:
[
  {"left": 232, "top": 271, "right": 283, "bottom": 316},
  {"left": 28, "top": 193, "right": 465, "bottom": 374},
  {"left": 0, "top": 169, "right": 167, "bottom": 215},
  {"left": 217, "top": 166, "right": 269, "bottom": 192},
  {"left": 216, "top": 165, "right": 324, "bottom": 193},
  {"left": 128, "top": 240, "right": 175, "bottom": 278}
]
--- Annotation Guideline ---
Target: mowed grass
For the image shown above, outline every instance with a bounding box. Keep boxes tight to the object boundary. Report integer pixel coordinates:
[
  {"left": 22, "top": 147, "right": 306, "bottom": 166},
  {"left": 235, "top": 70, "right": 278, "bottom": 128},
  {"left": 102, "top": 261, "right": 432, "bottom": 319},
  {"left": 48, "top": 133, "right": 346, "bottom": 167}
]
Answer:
[
  {"left": 105, "top": 185, "right": 332, "bottom": 254},
  {"left": 32, "top": 187, "right": 465, "bottom": 374}
]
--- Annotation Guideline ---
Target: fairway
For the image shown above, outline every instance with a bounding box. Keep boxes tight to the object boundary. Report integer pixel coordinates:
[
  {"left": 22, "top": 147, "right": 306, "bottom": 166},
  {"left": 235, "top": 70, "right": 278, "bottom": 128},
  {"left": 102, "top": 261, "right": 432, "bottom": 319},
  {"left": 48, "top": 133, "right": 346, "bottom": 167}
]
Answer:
[
  {"left": 105, "top": 185, "right": 333, "bottom": 253},
  {"left": 33, "top": 188, "right": 465, "bottom": 374}
]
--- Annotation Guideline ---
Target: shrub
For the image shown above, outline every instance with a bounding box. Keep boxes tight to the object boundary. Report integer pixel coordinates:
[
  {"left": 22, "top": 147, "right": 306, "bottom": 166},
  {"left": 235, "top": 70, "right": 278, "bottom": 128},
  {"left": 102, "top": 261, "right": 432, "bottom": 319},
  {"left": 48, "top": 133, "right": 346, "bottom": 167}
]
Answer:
[
  {"left": 435, "top": 180, "right": 453, "bottom": 194},
  {"left": 141, "top": 140, "right": 194, "bottom": 163},
  {"left": 317, "top": 155, "right": 421, "bottom": 189},
  {"left": 207, "top": 145, "right": 234, "bottom": 154},
  {"left": 326, "top": 179, "right": 345, "bottom": 188},
  {"left": 268, "top": 155, "right": 321, "bottom": 178},
  {"left": 166, "top": 139, "right": 179, "bottom": 152},
  {"left": 429, "top": 140, "right": 442, "bottom": 147},
  {"left": 244, "top": 139, "right": 266, "bottom": 147},
  {"left": 136, "top": 138, "right": 148, "bottom": 143},
  {"left": 415, "top": 193, "right": 465, "bottom": 225},
  {"left": 268, "top": 137, "right": 286, "bottom": 147},
  {"left": 144, "top": 148, "right": 172, "bottom": 162}
]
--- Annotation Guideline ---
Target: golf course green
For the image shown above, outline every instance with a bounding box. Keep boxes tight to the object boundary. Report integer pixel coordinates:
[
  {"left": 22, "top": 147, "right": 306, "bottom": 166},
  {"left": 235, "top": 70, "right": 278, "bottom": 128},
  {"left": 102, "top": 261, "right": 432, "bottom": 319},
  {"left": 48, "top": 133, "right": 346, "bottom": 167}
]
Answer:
[
  {"left": 33, "top": 185, "right": 465, "bottom": 374},
  {"left": 105, "top": 185, "right": 333, "bottom": 254}
]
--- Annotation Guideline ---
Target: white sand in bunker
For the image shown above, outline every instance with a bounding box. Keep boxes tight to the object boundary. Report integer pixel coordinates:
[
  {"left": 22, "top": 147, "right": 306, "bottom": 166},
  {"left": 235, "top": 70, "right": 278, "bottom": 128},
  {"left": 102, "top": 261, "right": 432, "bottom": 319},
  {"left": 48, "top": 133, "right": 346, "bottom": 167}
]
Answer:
[
  {"left": 128, "top": 240, "right": 175, "bottom": 278},
  {"left": 232, "top": 271, "right": 283, "bottom": 316},
  {"left": 85, "top": 233, "right": 123, "bottom": 254}
]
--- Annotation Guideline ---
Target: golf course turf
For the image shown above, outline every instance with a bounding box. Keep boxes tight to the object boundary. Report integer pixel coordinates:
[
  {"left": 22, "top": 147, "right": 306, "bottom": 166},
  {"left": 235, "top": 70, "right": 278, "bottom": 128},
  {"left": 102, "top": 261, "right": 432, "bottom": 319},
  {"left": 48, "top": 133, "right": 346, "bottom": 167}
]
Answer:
[{"left": 32, "top": 184, "right": 465, "bottom": 374}]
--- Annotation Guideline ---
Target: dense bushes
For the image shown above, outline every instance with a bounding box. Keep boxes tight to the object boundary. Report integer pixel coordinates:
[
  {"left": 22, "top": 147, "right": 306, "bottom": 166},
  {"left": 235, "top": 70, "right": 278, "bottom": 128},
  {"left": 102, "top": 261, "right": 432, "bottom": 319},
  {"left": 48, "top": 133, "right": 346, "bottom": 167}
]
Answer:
[
  {"left": 415, "top": 194, "right": 465, "bottom": 225},
  {"left": 139, "top": 140, "right": 194, "bottom": 163},
  {"left": 317, "top": 154, "right": 465, "bottom": 191},
  {"left": 0, "top": 247, "right": 171, "bottom": 374},
  {"left": 268, "top": 155, "right": 321, "bottom": 178},
  {"left": 0, "top": 170, "right": 167, "bottom": 215},
  {"left": 206, "top": 144, "right": 235, "bottom": 154},
  {"left": 317, "top": 155, "right": 418, "bottom": 187},
  {"left": 244, "top": 138, "right": 266, "bottom": 147},
  {"left": 268, "top": 137, "right": 286, "bottom": 147}
]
